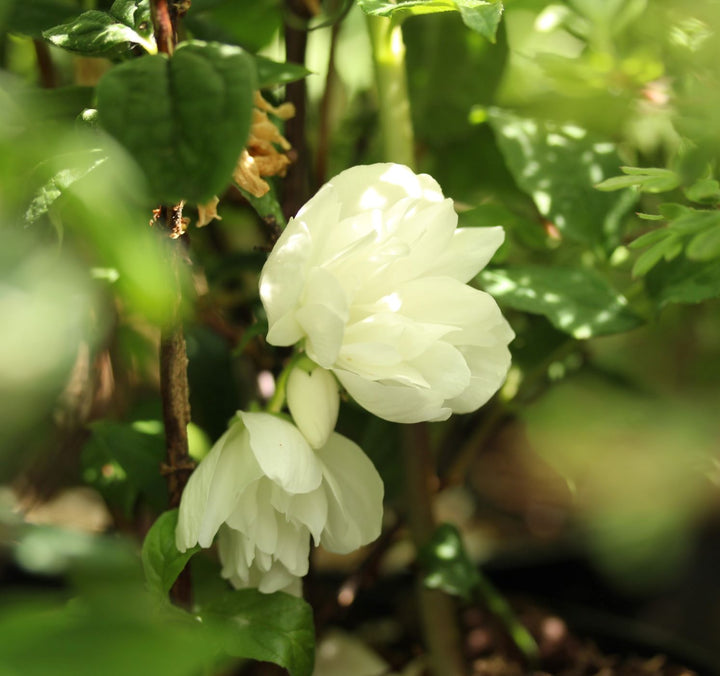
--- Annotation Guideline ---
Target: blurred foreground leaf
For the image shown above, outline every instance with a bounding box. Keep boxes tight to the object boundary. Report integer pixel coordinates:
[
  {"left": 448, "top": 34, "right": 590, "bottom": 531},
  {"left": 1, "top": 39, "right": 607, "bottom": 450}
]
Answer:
[
  {"left": 81, "top": 420, "right": 167, "bottom": 515},
  {"left": 479, "top": 266, "right": 642, "bottom": 338}
]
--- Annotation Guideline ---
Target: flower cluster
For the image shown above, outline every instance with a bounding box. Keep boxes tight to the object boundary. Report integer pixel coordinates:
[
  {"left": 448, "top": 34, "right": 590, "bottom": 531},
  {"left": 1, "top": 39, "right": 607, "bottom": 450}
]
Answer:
[{"left": 177, "top": 163, "right": 512, "bottom": 595}]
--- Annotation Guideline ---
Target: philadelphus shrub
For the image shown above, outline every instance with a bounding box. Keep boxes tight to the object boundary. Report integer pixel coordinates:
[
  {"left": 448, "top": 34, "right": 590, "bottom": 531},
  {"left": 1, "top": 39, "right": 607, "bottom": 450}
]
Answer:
[
  {"left": 176, "top": 163, "right": 513, "bottom": 596},
  {"left": 259, "top": 163, "right": 514, "bottom": 423},
  {"left": 176, "top": 412, "right": 383, "bottom": 594}
]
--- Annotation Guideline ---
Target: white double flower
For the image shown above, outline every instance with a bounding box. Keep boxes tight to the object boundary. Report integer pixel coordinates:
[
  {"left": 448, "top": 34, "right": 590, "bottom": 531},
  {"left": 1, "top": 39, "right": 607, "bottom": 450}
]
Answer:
[
  {"left": 176, "top": 411, "right": 383, "bottom": 594},
  {"left": 259, "top": 163, "right": 514, "bottom": 423}
]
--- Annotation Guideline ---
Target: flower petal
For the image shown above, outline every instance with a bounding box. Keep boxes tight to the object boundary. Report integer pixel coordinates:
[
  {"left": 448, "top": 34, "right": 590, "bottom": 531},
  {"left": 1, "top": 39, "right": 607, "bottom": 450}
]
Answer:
[
  {"left": 176, "top": 421, "right": 263, "bottom": 551},
  {"left": 446, "top": 343, "right": 512, "bottom": 413},
  {"left": 315, "top": 433, "right": 384, "bottom": 554},
  {"left": 424, "top": 226, "right": 505, "bottom": 283},
  {"left": 333, "top": 367, "right": 451, "bottom": 423},
  {"left": 240, "top": 412, "right": 323, "bottom": 493}
]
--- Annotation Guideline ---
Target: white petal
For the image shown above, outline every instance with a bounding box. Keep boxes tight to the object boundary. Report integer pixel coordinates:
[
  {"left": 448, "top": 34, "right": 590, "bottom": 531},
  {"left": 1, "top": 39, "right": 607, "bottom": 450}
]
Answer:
[
  {"left": 409, "top": 341, "right": 470, "bottom": 399},
  {"left": 239, "top": 412, "right": 322, "bottom": 493},
  {"left": 327, "top": 164, "right": 438, "bottom": 220},
  {"left": 315, "top": 433, "right": 384, "bottom": 554},
  {"left": 260, "top": 224, "right": 312, "bottom": 345},
  {"left": 273, "top": 517, "right": 311, "bottom": 576},
  {"left": 333, "top": 367, "right": 451, "bottom": 423},
  {"left": 176, "top": 421, "right": 262, "bottom": 551},
  {"left": 424, "top": 226, "right": 505, "bottom": 282},
  {"left": 271, "top": 485, "right": 328, "bottom": 543},
  {"left": 287, "top": 366, "right": 340, "bottom": 449},
  {"left": 446, "top": 343, "right": 512, "bottom": 414},
  {"left": 296, "top": 267, "right": 348, "bottom": 367}
]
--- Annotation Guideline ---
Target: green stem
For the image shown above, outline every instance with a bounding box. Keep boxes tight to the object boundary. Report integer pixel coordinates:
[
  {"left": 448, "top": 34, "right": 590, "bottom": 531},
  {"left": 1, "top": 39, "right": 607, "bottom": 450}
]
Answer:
[
  {"left": 366, "top": 15, "right": 416, "bottom": 169},
  {"left": 266, "top": 351, "right": 314, "bottom": 414},
  {"left": 474, "top": 572, "right": 539, "bottom": 666}
]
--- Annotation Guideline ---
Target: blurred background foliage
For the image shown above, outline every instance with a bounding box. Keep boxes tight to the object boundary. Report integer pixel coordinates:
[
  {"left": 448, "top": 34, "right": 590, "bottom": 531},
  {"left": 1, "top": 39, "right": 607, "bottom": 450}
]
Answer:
[{"left": 2, "top": 0, "right": 720, "bottom": 673}]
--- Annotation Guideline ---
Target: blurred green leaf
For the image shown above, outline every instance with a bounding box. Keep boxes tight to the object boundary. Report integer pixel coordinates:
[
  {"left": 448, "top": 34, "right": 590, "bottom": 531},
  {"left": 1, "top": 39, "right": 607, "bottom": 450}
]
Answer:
[
  {"left": 5, "top": 0, "right": 78, "bottom": 37},
  {"left": 632, "top": 235, "right": 682, "bottom": 278},
  {"left": 688, "top": 224, "right": 720, "bottom": 261},
  {"left": 24, "top": 151, "right": 107, "bottom": 225},
  {"left": 646, "top": 257, "right": 720, "bottom": 306},
  {"left": 81, "top": 420, "right": 168, "bottom": 515},
  {"left": 254, "top": 55, "right": 311, "bottom": 88},
  {"left": 596, "top": 167, "right": 681, "bottom": 193},
  {"left": 487, "top": 109, "right": 636, "bottom": 249},
  {"left": 479, "top": 265, "right": 642, "bottom": 338},
  {"left": 358, "top": 0, "right": 504, "bottom": 41},
  {"left": 684, "top": 177, "right": 720, "bottom": 203},
  {"left": 142, "top": 509, "right": 199, "bottom": 597},
  {"left": 203, "top": 589, "right": 315, "bottom": 676},
  {"left": 97, "top": 40, "right": 255, "bottom": 203},
  {"left": 418, "top": 523, "right": 479, "bottom": 599},
  {"left": 43, "top": 9, "right": 155, "bottom": 58}
]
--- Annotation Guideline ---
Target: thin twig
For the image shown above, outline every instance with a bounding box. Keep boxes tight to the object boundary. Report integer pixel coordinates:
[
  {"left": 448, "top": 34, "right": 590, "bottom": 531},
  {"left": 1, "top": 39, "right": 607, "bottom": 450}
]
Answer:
[
  {"left": 33, "top": 40, "right": 56, "bottom": 88},
  {"left": 149, "top": 0, "right": 194, "bottom": 609}
]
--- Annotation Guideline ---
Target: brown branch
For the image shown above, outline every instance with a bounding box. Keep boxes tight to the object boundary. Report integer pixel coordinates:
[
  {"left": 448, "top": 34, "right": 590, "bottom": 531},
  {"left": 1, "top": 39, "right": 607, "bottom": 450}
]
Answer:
[
  {"left": 149, "top": 0, "right": 194, "bottom": 608},
  {"left": 403, "top": 423, "right": 469, "bottom": 676},
  {"left": 33, "top": 40, "right": 56, "bottom": 88},
  {"left": 282, "top": 0, "right": 313, "bottom": 220},
  {"left": 315, "top": 18, "right": 342, "bottom": 186},
  {"left": 150, "top": 0, "right": 176, "bottom": 55}
]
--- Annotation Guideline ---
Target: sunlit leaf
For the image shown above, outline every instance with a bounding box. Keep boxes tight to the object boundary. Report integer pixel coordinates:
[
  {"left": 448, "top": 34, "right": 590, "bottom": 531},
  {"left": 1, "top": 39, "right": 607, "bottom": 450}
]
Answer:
[
  {"left": 418, "top": 523, "right": 479, "bottom": 599},
  {"left": 43, "top": 8, "right": 155, "bottom": 57},
  {"left": 487, "top": 109, "right": 636, "bottom": 249},
  {"left": 254, "top": 54, "right": 311, "bottom": 88},
  {"left": 479, "top": 265, "right": 642, "bottom": 338}
]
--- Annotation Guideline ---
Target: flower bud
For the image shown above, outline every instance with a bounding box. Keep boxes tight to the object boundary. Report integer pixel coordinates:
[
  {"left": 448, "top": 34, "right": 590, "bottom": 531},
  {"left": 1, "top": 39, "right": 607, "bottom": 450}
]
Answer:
[{"left": 287, "top": 366, "right": 339, "bottom": 449}]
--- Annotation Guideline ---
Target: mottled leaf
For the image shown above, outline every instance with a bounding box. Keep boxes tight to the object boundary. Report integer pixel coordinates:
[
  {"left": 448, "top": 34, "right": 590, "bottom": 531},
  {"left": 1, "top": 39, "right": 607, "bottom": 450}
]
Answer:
[{"left": 479, "top": 265, "right": 642, "bottom": 338}]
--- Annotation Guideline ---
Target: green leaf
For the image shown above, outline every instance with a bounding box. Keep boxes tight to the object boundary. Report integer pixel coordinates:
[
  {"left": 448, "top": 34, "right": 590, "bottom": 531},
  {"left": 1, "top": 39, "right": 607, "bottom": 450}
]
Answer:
[
  {"left": 43, "top": 9, "right": 155, "bottom": 57},
  {"left": 684, "top": 177, "right": 720, "bottom": 203},
  {"left": 687, "top": 225, "right": 720, "bottom": 261},
  {"left": 254, "top": 54, "right": 311, "bottom": 88},
  {"left": 203, "top": 589, "right": 315, "bottom": 676},
  {"left": 237, "top": 183, "right": 286, "bottom": 228},
  {"left": 670, "top": 208, "right": 720, "bottom": 235},
  {"left": 628, "top": 228, "right": 669, "bottom": 250},
  {"left": 96, "top": 40, "right": 256, "bottom": 204},
  {"left": 487, "top": 109, "right": 636, "bottom": 249},
  {"left": 110, "top": 0, "right": 152, "bottom": 29},
  {"left": 479, "top": 265, "right": 642, "bottom": 338},
  {"left": 646, "top": 257, "right": 720, "bottom": 306},
  {"left": 24, "top": 151, "right": 107, "bottom": 225},
  {"left": 632, "top": 236, "right": 682, "bottom": 278},
  {"left": 142, "top": 509, "right": 199, "bottom": 597},
  {"left": 357, "top": 0, "right": 504, "bottom": 41},
  {"left": 456, "top": 1, "right": 503, "bottom": 42},
  {"left": 418, "top": 523, "right": 479, "bottom": 599},
  {"left": 81, "top": 420, "right": 167, "bottom": 515}
]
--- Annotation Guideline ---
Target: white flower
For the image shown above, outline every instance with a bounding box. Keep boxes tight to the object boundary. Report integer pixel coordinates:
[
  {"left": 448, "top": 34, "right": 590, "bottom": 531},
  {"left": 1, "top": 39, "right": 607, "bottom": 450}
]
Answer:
[
  {"left": 259, "top": 163, "right": 514, "bottom": 423},
  {"left": 176, "top": 411, "right": 383, "bottom": 594},
  {"left": 287, "top": 365, "right": 339, "bottom": 449}
]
